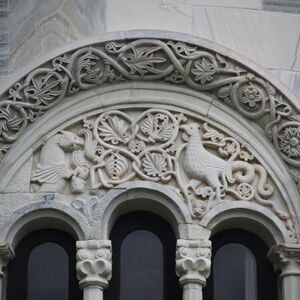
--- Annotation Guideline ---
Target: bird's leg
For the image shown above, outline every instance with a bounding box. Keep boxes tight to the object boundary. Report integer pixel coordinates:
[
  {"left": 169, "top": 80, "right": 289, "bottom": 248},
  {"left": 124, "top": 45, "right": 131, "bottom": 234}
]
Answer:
[
  {"left": 189, "top": 179, "right": 204, "bottom": 195},
  {"left": 214, "top": 186, "right": 222, "bottom": 203},
  {"left": 220, "top": 173, "right": 229, "bottom": 195}
]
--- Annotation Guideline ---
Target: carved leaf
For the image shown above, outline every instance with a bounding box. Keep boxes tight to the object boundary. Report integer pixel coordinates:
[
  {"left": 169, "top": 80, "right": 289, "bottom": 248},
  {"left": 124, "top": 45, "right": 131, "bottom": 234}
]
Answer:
[
  {"left": 157, "top": 123, "right": 173, "bottom": 141},
  {"left": 141, "top": 114, "right": 155, "bottom": 136},
  {"left": 99, "top": 116, "right": 129, "bottom": 144},
  {"left": 203, "top": 123, "right": 224, "bottom": 142},
  {"left": 25, "top": 73, "right": 63, "bottom": 105},
  {"left": 122, "top": 47, "right": 166, "bottom": 76},
  {"left": 217, "top": 85, "right": 232, "bottom": 99},
  {"left": 105, "top": 151, "right": 128, "bottom": 180},
  {"left": 142, "top": 152, "right": 167, "bottom": 177}
]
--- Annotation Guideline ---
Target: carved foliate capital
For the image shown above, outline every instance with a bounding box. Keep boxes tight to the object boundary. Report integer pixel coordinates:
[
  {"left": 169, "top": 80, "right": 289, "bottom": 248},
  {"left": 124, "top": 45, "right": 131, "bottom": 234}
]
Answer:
[
  {"left": 76, "top": 240, "right": 112, "bottom": 289},
  {"left": 0, "top": 243, "right": 14, "bottom": 278},
  {"left": 268, "top": 244, "right": 300, "bottom": 276},
  {"left": 176, "top": 239, "right": 211, "bottom": 286}
]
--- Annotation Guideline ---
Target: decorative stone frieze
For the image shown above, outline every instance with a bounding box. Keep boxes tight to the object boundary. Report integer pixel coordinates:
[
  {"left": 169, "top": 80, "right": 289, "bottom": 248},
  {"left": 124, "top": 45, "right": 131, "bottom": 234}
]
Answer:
[
  {"left": 30, "top": 107, "right": 296, "bottom": 242},
  {"left": 176, "top": 239, "right": 211, "bottom": 286},
  {"left": 268, "top": 244, "right": 300, "bottom": 277},
  {"left": 0, "top": 243, "right": 14, "bottom": 278},
  {"left": 1, "top": 38, "right": 300, "bottom": 188},
  {"left": 76, "top": 240, "right": 112, "bottom": 289}
]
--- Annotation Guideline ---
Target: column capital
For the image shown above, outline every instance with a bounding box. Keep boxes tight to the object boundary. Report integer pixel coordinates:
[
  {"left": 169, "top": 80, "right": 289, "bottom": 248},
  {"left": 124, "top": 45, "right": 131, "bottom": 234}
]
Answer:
[
  {"left": 0, "top": 243, "right": 14, "bottom": 278},
  {"left": 176, "top": 239, "right": 211, "bottom": 286},
  {"left": 268, "top": 244, "right": 300, "bottom": 277},
  {"left": 76, "top": 240, "right": 112, "bottom": 289}
]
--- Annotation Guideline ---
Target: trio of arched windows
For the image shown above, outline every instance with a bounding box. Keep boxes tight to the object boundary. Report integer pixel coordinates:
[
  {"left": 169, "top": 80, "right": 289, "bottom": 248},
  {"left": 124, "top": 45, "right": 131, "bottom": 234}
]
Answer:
[{"left": 6, "top": 212, "right": 278, "bottom": 300}]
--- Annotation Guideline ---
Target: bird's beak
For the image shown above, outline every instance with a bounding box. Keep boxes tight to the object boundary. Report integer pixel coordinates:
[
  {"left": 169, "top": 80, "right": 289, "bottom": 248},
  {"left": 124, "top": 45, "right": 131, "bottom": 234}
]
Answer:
[{"left": 179, "top": 125, "right": 188, "bottom": 131}]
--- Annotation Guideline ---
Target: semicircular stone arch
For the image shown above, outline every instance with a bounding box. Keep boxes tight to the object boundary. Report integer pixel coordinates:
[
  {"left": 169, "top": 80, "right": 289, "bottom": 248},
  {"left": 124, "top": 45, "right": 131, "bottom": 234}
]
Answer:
[{"left": 0, "top": 32, "right": 300, "bottom": 250}]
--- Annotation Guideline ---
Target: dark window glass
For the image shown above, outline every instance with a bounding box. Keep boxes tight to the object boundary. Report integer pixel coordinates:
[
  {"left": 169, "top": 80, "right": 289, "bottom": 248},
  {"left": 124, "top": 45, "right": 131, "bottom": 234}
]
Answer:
[
  {"left": 105, "top": 211, "right": 182, "bottom": 300},
  {"left": 203, "top": 229, "right": 278, "bottom": 300},
  {"left": 7, "top": 229, "right": 82, "bottom": 300},
  {"left": 214, "top": 244, "right": 257, "bottom": 300},
  {"left": 28, "top": 243, "right": 69, "bottom": 300},
  {"left": 120, "top": 230, "right": 164, "bottom": 300}
]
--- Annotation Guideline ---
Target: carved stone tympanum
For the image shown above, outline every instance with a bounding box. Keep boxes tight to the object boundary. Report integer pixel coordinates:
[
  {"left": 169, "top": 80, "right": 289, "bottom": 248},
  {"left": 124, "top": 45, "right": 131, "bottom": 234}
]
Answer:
[{"left": 30, "top": 107, "right": 296, "bottom": 241}]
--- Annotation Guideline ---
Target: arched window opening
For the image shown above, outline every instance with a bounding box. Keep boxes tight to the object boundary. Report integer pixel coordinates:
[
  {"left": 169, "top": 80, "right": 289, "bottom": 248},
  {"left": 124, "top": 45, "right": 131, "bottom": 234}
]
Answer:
[
  {"left": 203, "top": 229, "right": 278, "bottom": 300},
  {"left": 105, "top": 211, "right": 181, "bottom": 300},
  {"left": 7, "top": 229, "right": 82, "bottom": 300}
]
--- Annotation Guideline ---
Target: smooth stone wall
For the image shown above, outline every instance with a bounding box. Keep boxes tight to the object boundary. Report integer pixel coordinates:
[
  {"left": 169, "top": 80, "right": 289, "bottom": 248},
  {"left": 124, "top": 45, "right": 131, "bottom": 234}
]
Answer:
[
  {"left": 1, "top": 0, "right": 300, "bottom": 97},
  {"left": 8, "top": 0, "right": 106, "bottom": 73}
]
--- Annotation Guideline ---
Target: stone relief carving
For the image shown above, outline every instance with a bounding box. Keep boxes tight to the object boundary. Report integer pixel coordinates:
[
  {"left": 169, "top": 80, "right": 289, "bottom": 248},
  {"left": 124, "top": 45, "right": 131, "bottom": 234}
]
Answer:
[
  {"left": 30, "top": 108, "right": 296, "bottom": 241},
  {"left": 76, "top": 240, "right": 112, "bottom": 289},
  {"left": 268, "top": 244, "right": 300, "bottom": 276},
  {"left": 1, "top": 38, "right": 300, "bottom": 187},
  {"left": 176, "top": 239, "right": 211, "bottom": 286},
  {"left": 0, "top": 243, "right": 14, "bottom": 278}
]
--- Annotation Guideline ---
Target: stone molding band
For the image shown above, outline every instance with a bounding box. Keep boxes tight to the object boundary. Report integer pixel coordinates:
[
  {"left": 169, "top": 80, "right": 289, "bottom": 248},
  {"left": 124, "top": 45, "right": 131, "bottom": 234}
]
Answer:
[{"left": 0, "top": 38, "right": 299, "bottom": 186}]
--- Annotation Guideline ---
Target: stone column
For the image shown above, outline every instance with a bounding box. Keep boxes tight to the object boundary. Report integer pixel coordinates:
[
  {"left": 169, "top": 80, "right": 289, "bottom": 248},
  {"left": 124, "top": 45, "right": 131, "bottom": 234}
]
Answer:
[
  {"left": 176, "top": 239, "right": 211, "bottom": 300},
  {"left": 0, "top": 243, "right": 14, "bottom": 300},
  {"left": 76, "top": 240, "right": 112, "bottom": 300},
  {"left": 268, "top": 244, "right": 300, "bottom": 300}
]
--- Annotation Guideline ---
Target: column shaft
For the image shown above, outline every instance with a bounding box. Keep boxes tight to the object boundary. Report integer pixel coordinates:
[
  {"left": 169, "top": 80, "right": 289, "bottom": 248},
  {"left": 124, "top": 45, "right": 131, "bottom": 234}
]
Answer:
[
  {"left": 76, "top": 240, "right": 112, "bottom": 300},
  {"left": 176, "top": 239, "right": 211, "bottom": 300},
  {"left": 83, "top": 286, "right": 103, "bottom": 300}
]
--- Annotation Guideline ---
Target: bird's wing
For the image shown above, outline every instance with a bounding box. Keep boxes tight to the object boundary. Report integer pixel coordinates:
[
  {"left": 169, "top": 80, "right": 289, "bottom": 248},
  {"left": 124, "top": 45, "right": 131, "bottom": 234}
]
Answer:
[
  {"left": 31, "top": 163, "right": 66, "bottom": 183},
  {"left": 198, "top": 152, "right": 230, "bottom": 172}
]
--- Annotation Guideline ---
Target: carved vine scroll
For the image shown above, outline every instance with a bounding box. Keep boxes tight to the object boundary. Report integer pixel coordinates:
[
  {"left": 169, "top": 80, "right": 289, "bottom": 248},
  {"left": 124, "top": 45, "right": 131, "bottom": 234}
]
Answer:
[
  {"left": 30, "top": 108, "right": 297, "bottom": 242},
  {"left": 0, "top": 39, "right": 300, "bottom": 184}
]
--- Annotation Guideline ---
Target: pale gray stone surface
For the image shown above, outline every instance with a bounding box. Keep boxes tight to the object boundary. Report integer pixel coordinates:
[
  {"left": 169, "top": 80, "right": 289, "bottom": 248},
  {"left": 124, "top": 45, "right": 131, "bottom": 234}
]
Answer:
[
  {"left": 270, "top": 69, "right": 300, "bottom": 97},
  {"left": 0, "top": 0, "right": 8, "bottom": 75},
  {"left": 8, "top": 0, "right": 106, "bottom": 72}
]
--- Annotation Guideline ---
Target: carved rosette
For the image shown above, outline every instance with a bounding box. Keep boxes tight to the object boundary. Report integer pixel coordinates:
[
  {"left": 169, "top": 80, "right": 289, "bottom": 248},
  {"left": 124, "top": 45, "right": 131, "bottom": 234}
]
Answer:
[
  {"left": 0, "top": 243, "right": 14, "bottom": 278},
  {"left": 176, "top": 239, "right": 211, "bottom": 286},
  {"left": 268, "top": 244, "right": 300, "bottom": 277},
  {"left": 76, "top": 240, "right": 112, "bottom": 289}
]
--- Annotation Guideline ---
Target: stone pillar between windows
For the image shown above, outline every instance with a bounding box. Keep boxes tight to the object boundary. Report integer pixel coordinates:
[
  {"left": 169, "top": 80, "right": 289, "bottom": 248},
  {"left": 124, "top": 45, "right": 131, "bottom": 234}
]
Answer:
[
  {"left": 76, "top": 240, "right": 112, "bottom": 300},
  {"left": 0, "top": 243, "right": 14, "bottom": 300},
  {"left": 176, "top": 239, "right": 211, "bottom": 300},
  {"left": 268, "top": 244, "right": 300, "bottom": 300}
]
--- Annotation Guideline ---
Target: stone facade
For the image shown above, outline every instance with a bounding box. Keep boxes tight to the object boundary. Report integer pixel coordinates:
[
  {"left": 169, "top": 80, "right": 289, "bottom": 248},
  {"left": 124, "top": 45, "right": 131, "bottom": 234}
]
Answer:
[{"left": 0, "top": 1, "right": 300, "bottom": 300}]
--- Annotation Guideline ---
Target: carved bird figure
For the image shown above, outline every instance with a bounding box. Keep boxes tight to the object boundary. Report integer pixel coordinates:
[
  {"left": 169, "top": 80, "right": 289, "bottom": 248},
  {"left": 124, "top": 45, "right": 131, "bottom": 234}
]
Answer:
[
  {"left": 31, "top": 131, "right": 84, "bottom": 193},
  {"left": 180, "top": 123, "right": 235, "bottom": 201}
]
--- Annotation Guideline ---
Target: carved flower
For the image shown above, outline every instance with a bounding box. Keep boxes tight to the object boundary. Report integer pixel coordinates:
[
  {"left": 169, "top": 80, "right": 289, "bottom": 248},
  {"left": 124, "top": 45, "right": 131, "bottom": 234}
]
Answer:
[
  {"left": 191, "top": 58, "right": 217, "bottom": 84},
  {"left": 278, "top": 126, "right": 300, "bottom": 158},
  {"left": 237, "top": 183, "right": 254, "bottom": 199},
  {"left": 128, "top": 140, "right": 145, "bottom": 154},
  {"left": 24, "top": 73, "right": 62, "bottom": 105},
  {"left": 0, "top": 105, "right": 24, "bottom": 136},
  {"left": 241, "top": 86, "right": 263, "bottom": 108}
]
